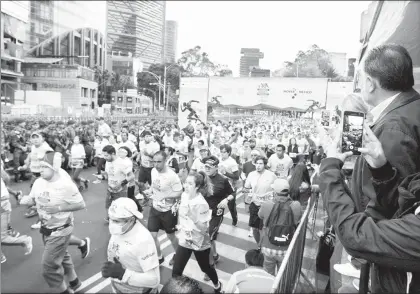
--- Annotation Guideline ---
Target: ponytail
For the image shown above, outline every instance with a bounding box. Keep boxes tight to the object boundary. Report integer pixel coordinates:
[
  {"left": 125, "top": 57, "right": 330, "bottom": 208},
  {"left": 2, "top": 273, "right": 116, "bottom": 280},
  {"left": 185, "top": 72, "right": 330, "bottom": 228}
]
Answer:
[{"left": 190, "top": 171, "right": 214, "bottom": 197}]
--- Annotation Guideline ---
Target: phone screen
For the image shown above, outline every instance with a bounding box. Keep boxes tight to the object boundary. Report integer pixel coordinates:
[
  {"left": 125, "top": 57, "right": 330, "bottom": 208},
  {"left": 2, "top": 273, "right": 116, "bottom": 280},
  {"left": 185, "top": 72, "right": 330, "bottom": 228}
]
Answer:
[{"left": 341, "top": 111, "right": 365, "bottom": 155}]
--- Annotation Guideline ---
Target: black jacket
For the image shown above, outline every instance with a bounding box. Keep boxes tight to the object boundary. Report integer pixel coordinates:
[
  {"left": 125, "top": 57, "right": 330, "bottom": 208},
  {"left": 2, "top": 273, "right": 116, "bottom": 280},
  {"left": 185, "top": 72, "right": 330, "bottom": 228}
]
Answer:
[
  {"left": 320, "top": 158, "right": 420, "bottom": 293},
  {"left": 351, "top": 88, "right": 420, "bottom": 219}
]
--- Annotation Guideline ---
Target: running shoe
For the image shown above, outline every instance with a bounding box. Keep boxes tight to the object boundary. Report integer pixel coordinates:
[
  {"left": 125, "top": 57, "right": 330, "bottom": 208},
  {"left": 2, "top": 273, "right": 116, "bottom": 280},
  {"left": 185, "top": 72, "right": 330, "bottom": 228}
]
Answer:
[
  {"left": 169, "top": 254, "right": 175, "bottom": 266},
  {"left": 69, "top": 278, "right": 82, "bottom": 291},
  {"left": 79, "top": 237, "right": 91, "bottom": 259},
  {"left": 214, "top": 281, "right": 223, "bottom": 293},
  {"left": 14, "top": 190, "right": 23, "bottom": 204},
  {"left": 24, "top": 236, "right": 33, "bottom": 255},
  {"left": 213, "top": 254, "right": 220, "bottom": 264},
  {"left": 1, "top": 254, "right": 6, "bottom": 264},
  {"left": 159, "top": 257, "right": 165, "bottom": 265},
  {"left": 31, "top": 221, "right": 41, "bottom": 230},
  {"left": 8, "top": 227, "right": 20, "bottom": 238},
  {"left": 84, "top": 180, "right": 89, "bottom": 190},
  {"left": 25, "top": 208, "right": 38, "bottom": 218},
  {"left": 93, "top": 179, "right": 101, "bottom": 184}
]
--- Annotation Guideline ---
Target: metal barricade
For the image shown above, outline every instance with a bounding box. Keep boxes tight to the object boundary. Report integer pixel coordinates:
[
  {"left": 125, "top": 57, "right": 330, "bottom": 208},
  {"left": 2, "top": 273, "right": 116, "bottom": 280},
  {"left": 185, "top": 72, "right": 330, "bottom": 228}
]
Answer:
[{"left": 270, "top": 199, "right": 316, "bottom": 293}]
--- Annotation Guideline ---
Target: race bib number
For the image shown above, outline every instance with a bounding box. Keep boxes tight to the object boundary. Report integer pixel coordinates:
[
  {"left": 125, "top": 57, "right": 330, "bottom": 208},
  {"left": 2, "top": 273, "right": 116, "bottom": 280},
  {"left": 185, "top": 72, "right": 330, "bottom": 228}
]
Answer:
[
  {"left": 157, "top": 198, "right": 166, "bottom": 207},
  {"left": 185, "top": 230, "right": 192, "bottom": 240}
]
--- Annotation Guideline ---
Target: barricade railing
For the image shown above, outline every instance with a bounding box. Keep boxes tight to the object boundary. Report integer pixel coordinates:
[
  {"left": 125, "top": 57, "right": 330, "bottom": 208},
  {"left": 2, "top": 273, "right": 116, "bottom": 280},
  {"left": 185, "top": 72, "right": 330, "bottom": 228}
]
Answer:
[{"left": 270, "top": 196, "right": 316, "bottom": 293}]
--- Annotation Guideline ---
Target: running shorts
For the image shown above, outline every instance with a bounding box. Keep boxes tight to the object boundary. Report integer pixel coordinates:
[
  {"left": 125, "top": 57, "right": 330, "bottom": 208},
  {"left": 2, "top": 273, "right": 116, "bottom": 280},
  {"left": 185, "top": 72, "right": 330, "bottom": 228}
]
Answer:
[
  {"left": 147, "top": 206, "right": 177, "bottom": 234},
  {"left": 248, "top": 202, "right": 263, "bottom": 230}
]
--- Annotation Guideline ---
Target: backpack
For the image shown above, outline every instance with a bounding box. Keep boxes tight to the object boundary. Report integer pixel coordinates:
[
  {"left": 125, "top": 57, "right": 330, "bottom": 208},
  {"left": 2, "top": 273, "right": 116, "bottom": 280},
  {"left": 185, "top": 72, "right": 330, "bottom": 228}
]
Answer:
[{"left": 266, "top": 199, "right": 296, "bottom": 247}]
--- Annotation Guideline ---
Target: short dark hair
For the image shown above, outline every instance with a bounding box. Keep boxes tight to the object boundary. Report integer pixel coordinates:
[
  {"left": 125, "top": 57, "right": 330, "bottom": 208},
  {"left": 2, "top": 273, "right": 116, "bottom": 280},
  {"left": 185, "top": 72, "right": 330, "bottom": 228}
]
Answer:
[
  {"left": 153, "top": 150, "right": 167, "bottom": 160},
  {"left": 102, "top": 145, "right": 116, "bottom": 155},
  {"left": 364, "top": 44, "right": 414, "bottom": 92},
  {"left": 160, "top": 276, "right": 204, "bottom": 294},
  {"left": 276, "top": 144, "right": 286, "bottom": 151},
  {"left": 198, "top": 139, "right": 204, "bottom": 145},
  {"left": 245, "top": 249, "right": 264, "bottom": 267},
  {"left": 254, "top": 155, "right": 267, "bottom": 165},
  {"left": 165, "top": 146, "right": 175, "bottom": 156},
  {"left": 220, "top": 144, "right": 232, "bottom": 155}
]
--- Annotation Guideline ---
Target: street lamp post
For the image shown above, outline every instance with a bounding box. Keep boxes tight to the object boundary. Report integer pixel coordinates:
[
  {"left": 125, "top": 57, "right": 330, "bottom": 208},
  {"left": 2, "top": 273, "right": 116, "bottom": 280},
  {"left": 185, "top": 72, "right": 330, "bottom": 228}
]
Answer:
[
  {"left": 163, "top": 64, "right": 177, "bottom": 112},
  {"left": 141, "top": 71, "right": 162, "bottom": 111}
]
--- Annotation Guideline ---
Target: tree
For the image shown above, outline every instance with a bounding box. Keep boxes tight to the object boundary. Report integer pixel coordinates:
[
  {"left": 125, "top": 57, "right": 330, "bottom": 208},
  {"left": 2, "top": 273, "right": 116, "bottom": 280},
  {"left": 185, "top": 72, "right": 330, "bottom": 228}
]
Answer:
[
  {"left": 177, "top": 45, "right": 233, "bottom": 77},
  {"left": 275, "top": 44, "right": 339, "bottom": 78},
  {"left": 92, "top": 65, "right": 112, "bottom": 106},
  {"left": 137, "top": 63, "right": 182, "bottom": 111},
  {"left": 111, "top": 73, "right": 134, "bottom": 91}
]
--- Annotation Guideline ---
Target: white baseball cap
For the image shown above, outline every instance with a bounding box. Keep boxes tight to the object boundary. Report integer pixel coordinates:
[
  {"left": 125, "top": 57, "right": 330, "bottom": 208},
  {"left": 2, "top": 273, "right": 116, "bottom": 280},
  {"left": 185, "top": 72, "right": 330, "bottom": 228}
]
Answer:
[
  {"left": 108, "top": 198, "right": 143, "bottom": 220},
  {"left": 271, "top": 179, "right": 290, "bottom": 194}
]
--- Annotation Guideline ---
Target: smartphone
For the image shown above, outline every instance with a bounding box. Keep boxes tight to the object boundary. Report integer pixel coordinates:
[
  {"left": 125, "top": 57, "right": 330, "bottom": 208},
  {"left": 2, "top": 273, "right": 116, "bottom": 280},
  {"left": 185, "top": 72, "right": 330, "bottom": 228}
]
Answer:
[{"left": 341, "top": 111, "right": 365, "bottom": 155}]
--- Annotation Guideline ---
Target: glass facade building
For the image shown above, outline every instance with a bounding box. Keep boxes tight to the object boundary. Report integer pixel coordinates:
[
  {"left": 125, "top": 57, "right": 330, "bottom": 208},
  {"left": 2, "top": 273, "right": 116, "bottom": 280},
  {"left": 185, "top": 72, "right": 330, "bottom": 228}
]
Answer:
[
  {"left": 25, "top": 1, "right": 106, "bottom": 52},
  {"left": 164, "top": 20, "right": 178, "bottom": 63},
  {"left": 106, "top": 1, "right": 166, "bottom": 70}
]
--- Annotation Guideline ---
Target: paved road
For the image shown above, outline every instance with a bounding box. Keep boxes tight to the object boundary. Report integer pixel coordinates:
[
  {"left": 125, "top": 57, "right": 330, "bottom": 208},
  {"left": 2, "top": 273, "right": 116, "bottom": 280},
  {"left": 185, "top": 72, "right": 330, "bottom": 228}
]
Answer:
[{"left": 1, "top": 167, "right": 323, "bottom": 293}]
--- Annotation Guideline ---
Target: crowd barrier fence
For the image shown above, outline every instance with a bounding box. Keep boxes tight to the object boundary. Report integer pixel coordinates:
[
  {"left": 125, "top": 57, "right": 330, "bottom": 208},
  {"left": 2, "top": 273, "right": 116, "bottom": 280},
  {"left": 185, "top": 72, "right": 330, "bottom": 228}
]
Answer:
[{"left": 270, "top": 195, "right": 317, "bottom": 293}]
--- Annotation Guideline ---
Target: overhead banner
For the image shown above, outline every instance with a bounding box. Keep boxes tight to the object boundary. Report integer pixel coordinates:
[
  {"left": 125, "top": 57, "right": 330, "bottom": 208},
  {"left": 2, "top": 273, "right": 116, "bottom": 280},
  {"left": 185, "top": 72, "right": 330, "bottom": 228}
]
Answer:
[
  {"left": 208, "top": 77, "right": 328, "bottom": 110},
  {"left": 178, "top": 78, "right": 209, "bottom": 128}
]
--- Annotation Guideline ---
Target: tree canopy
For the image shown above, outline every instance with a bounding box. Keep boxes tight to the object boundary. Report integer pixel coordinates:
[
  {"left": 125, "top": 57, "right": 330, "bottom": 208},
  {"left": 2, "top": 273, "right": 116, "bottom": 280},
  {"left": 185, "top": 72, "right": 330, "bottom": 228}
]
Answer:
[
  {"left": 177, "top": 45, "right": 233, "bottom": 77},
  {"left": 274, "top": 44, "right": 344, "bottom": 79}
]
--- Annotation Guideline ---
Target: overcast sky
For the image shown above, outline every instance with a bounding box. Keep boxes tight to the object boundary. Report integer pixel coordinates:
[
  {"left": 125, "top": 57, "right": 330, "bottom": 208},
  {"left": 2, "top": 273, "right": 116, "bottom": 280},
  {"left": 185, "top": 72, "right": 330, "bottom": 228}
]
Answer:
[{"left": 166, "top": 1, "right": 370, "bottom": 76}]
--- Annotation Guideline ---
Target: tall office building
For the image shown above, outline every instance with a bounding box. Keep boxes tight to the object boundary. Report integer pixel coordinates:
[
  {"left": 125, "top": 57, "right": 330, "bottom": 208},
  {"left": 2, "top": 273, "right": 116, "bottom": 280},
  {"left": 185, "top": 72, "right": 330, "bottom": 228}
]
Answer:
[
  {"left": 25, "top": 1, "right": 106, "bottom": 52},
  {"left": 106, "top": 1, "right": 166, "bottom": 71},
  {"left": 239, "top": 48, "right": 264, "bottom": 77},
  {"left": 164, "top": 20, "right": 178, "bottom": 63}
]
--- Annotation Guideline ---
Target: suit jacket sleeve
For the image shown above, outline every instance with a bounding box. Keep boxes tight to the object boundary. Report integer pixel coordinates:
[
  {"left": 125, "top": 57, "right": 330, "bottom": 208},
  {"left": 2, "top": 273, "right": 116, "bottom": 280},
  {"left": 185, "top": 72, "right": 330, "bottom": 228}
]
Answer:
[{"left": 319, "top": 158, "right": 420, "bottom": 272}]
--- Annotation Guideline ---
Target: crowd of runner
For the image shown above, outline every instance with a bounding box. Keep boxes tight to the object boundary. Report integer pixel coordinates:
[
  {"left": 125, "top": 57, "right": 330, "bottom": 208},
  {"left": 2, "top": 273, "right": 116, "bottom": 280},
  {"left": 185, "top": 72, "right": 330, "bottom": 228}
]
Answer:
[{"left": 1, "top": 114, "right": 326, "bottom": 293}]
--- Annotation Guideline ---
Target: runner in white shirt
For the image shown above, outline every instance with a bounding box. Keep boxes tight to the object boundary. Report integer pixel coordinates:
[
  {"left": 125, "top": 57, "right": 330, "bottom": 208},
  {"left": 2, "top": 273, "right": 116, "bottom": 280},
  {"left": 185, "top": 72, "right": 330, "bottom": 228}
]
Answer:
[
  {"left": 98, "top": 117, "right": 113, "bottom": 138},
  {"left": 244, "top": 156, "right": 277, "bottom": 245},
  {"left": 1, "top": 163, "right": 33, "bottom": 264},
  {"left": 103, "top": 198, "right": 160, "bottom": 294},
  {"left": 146, "top": 151, "right": 183, "bottom": 266},
  {"left": 218, "top": 144, "right": 239, "bottom": 226},
  {"left": 98, "top": 145, "right": 135, "bottom": 222},
  {"left": 119, "top": 132, "right": 138, "bottom": 159},
  {"left": 137, "top": 131, "right": 160, "bottom": 185},
  {"left": 191, "top": 147, "right": 209, "bottom": 173},
  {"left": 267, "top": 144, "right": 294, "bottom": 179},
  {"left": 19, "top": 151, "right": 86, "bottom": 293}
]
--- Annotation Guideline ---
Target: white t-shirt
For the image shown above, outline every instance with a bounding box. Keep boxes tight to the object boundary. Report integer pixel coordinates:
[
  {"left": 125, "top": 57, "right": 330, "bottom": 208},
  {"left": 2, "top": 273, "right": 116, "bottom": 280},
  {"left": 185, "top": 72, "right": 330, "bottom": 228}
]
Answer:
[
  {"left": 29, "top": 142, "right": 53, "bottom": 173},
  {"left": 105, "top": 158, "right": 132, "bottom": 192},
  {"left": 139, "top": 141, "right": 160, "bottom": 168},
  {"left": 245, "top": 170, "right": 277, "bottom": 206},
  {"left": 151, "top": 168, "right": 183, "bottom": 212},
  {"left": 108, "top": 222, "right": 159, "bottom": 293},
  {"left": 177, "top": 192, "right": 212, "bottom": 251},
  {"left": 219, "top": 156, "right": 239, "bottom": 188},
  {"left": 267, "top": 154, "right": 294, "bottom": 179},
  {"left": 94, "top": 138, "right": 109, "bottom": 158},
  {"left": 120, "top": 140, "right": 137, "bottom": 155},
  {"left": 29, "top": 169, "right": 84, "bottom": 236},
  {"left": 297, "top": 138, "right": 308, "bottom": 153},
  {"left": 191, "top": 157, "right": 205, "bottom": 172},
  {"left": 98, "top": 123, "right": 112, "bottom": 137}
]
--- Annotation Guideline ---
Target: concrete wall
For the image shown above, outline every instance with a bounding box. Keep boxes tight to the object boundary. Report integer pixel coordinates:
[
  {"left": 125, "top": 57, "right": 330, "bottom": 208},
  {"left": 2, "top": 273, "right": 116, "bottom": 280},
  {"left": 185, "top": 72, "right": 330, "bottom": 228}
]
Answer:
[{"left": 21, "top": 77, "right": 98, "bottom": 109}]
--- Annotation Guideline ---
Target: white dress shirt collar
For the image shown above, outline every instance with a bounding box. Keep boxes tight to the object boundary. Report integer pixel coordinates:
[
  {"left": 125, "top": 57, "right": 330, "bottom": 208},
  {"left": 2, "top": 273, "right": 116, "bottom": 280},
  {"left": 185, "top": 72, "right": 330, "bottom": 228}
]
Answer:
[{"left": 370, "top": 92, "right": 400, "bottom": 125}]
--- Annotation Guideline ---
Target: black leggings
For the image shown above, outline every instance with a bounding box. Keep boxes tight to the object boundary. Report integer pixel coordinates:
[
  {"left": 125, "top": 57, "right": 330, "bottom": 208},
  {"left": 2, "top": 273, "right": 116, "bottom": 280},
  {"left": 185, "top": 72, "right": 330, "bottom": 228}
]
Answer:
[
  {"left": 96, "top": 158, "right": 106, "bottom": 175},
  {"left": 172, "top": 246, "right": 219, "bottom": 285}
]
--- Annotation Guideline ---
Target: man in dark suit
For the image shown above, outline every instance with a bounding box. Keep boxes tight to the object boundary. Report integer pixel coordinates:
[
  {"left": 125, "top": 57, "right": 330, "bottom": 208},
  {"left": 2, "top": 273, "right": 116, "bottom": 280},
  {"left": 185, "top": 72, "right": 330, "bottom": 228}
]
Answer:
[{"left": 351, "top": 44, "right": 420, "bottom": 293}]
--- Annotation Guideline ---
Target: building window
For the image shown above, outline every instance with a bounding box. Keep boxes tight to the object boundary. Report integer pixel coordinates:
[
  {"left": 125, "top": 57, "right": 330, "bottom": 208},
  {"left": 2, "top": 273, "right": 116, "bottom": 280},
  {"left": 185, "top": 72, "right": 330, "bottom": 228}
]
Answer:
[
  {"left": 81, "top": 87, "right": 88, "bottom": 98},
  {"left": 111, "top": 97, "right": 115, "bottom": 102},
  {"left": 127, "top": 97, "right": 132, "bottom": 102},
  {"left": 90, "top": 89, "right": 96, "bottom": 98},
  {"left": 118, "top": 97, "right": 123, "bottom": 102}
]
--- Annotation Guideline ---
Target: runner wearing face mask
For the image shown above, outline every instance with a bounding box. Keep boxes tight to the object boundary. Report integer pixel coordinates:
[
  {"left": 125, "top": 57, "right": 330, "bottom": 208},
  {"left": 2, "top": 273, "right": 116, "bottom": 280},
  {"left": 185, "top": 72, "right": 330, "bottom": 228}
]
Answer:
[{"left": 103, "top": 198, "right": 160, "bottom": 294}]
